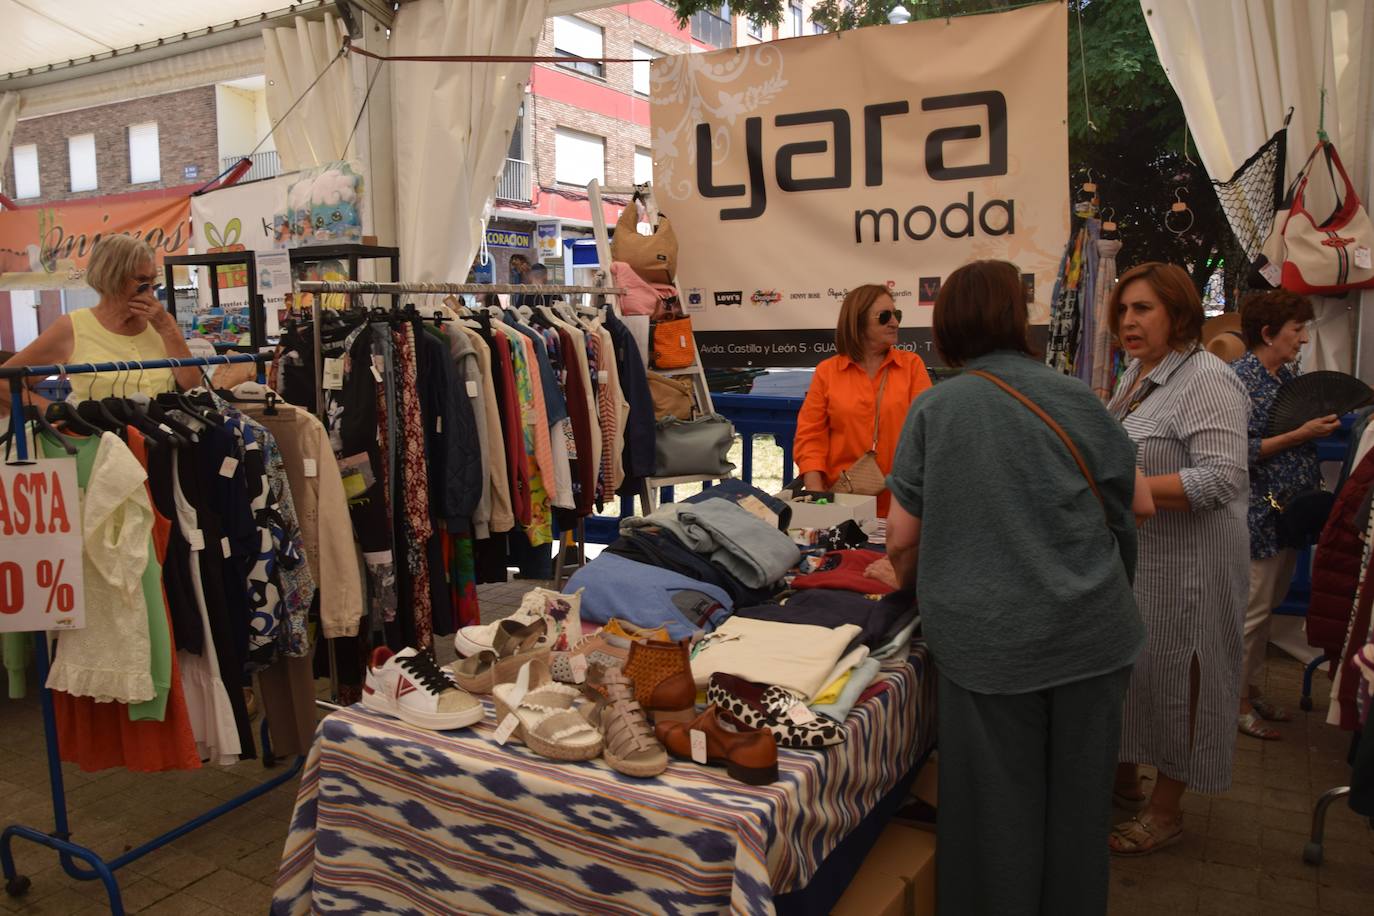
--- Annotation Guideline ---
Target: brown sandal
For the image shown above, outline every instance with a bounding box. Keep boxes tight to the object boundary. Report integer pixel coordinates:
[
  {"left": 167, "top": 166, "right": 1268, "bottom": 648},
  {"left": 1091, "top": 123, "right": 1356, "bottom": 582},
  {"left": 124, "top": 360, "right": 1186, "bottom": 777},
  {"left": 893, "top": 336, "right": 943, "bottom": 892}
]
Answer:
[{"left": 1109, "top": 815, "right": 1183, "bottom": 856}]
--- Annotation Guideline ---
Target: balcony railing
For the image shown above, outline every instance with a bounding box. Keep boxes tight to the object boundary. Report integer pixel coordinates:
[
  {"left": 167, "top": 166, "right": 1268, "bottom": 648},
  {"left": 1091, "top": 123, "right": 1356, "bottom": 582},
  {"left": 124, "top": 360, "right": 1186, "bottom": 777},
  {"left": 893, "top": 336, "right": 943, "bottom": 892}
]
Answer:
[
  {"left": 220, "top": 150, "right": 281, "bottom": 183},
  {"left": 496, "top": 157, "right": 533, "bottom": 203}
]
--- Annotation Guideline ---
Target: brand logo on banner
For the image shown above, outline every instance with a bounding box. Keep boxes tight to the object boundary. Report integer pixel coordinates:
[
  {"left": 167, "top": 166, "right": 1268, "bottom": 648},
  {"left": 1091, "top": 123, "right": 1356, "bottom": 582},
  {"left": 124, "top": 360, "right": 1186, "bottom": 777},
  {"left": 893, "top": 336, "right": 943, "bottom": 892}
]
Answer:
[
  {"left": 649, "top": 2, "right": 1068, "bottom": 366},
  {"left": 0, "top": 459, "right": 85, "bottom": 633}
]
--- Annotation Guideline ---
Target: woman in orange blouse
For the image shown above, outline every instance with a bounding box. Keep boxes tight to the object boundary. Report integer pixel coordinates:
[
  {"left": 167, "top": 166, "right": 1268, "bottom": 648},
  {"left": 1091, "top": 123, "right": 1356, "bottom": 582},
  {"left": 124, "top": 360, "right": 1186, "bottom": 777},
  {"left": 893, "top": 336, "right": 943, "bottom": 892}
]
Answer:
[{"left": 794, "top": 284, "right": 933, "bottom": 516}]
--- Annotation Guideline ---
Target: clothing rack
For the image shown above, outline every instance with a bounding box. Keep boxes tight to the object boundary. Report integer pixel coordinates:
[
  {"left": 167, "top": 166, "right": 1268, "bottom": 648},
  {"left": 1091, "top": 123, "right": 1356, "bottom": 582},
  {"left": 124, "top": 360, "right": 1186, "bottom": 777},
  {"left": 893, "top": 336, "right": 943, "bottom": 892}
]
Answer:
[
  {"left": 294, "top": 278, "right": 630, "bottom": 589},
  {"left": 0, "top": 353, "right": 304, "bottom": 916}
]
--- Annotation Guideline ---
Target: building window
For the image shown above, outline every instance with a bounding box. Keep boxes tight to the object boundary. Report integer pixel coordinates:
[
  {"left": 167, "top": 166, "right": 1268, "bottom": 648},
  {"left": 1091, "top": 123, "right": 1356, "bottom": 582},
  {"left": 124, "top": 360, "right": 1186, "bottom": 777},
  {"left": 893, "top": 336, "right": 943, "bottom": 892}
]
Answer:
[
  {"left": 554, "top": 127, "right": 605, "bottom": 187},
  {"left": 791, "top": 3, "right": 803, "bottom": 36},
  {"left": 690, "top": 4, "right": 733, "bottom": 48},
  {"left": 12, "top": 144, "right": 40, "bottom": 199},
  {"left": 128, "top": 122, "right": 161, "bottom": 184},
  {"left": 812, "top": 21, "right": 825, "bottom": 35},
  {"left": 634, "top": 147, "right": 653, "bottom": 186},
  {"left": 748, "top": 18, "right": 762, "bottom": 39},
  {"left": 68, "top": 133, "right": 98, "bottom": 192},
  {"left": 553, "top": 16, "right": 605, "bottom": 79},
  {"left": 632, "top": 43, "right": 661, "bottom": 96}
]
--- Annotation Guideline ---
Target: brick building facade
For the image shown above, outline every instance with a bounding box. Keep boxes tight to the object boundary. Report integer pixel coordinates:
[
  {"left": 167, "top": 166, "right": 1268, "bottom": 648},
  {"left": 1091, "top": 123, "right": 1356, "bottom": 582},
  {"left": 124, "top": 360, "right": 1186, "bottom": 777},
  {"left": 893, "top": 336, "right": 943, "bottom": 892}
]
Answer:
[{"left": 3, "top": 85, "right": 219, "bottom": 204}]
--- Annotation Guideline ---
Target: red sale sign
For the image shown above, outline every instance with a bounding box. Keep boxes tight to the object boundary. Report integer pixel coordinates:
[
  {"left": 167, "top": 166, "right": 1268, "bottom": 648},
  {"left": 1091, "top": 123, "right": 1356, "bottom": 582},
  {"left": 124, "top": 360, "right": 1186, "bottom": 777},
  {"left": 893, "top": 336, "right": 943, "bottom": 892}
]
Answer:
[{"left": 0, "top": 459, "right": 85, "bottom": 632}]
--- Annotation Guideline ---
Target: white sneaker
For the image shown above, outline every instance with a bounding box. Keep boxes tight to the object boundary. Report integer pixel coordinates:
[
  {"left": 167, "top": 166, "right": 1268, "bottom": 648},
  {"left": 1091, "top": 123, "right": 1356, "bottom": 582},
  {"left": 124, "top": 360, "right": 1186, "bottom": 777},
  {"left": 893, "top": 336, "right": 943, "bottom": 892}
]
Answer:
[
  {"left": 453, "top": 605, "right": 542, "bottom": 658},
  {"left": 454, "top": 587, "right": 585, "bottom": 657},
  {"left": 361, "top": 647, "right": 483, "bottom": 731}
]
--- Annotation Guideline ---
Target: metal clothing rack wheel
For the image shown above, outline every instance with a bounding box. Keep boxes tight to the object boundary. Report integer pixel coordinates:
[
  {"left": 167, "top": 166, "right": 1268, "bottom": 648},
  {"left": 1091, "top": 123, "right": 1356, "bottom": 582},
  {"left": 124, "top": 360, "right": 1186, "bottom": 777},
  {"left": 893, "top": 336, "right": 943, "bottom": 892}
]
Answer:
[{"left": 0, "top": 354, "right": 306, "bottom": 916}]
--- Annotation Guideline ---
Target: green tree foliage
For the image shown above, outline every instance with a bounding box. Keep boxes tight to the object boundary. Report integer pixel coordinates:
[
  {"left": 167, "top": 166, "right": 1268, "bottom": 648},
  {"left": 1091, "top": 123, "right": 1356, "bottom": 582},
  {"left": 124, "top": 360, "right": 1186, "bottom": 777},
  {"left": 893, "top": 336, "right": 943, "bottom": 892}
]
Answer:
[{"left": 663, "top": 0, "right": 1240, "bottom": 297}]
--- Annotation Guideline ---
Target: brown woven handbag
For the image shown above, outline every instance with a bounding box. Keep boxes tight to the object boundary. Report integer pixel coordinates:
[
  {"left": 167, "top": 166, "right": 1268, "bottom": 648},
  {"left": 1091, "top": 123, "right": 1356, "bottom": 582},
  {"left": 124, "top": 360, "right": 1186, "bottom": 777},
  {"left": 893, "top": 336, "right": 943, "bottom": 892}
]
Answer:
[{"left": 833, "top": 369, "right": 890, "bottom": 496}]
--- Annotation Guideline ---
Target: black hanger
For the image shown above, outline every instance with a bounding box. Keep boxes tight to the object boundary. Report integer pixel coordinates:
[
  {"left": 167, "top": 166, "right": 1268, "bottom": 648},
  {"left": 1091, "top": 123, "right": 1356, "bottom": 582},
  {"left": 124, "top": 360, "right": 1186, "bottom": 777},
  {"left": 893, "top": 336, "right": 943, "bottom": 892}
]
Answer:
[
  {"left": 45, "top": 399, "right": 102, "bottom": 436},
  {"left": 2, "top": 404, "right": 79, "bottom": 457}
]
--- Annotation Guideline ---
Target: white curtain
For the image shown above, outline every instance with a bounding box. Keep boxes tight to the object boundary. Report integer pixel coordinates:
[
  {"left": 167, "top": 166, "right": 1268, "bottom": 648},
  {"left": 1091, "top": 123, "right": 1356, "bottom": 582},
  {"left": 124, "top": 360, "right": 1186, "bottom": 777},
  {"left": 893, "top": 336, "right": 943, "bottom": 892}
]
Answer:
[
  {"left": 390, "top": 0, "right": 549, "bottom": 280},
  {"left": 0, "top": 93, "right": 18, "bottom": 180},
  {"left": 1142, "top": 0, "right": 1374, "bottom": 373},
  {"left": 262, "top": 13, "right": 356, "bottom": 171}
]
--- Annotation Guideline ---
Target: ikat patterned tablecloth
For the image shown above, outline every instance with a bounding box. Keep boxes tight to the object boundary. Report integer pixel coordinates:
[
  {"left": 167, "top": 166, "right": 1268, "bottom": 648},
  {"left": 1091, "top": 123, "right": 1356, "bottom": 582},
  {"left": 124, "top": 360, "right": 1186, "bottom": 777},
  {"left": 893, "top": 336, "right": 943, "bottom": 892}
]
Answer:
[{"left": 273, "top": 646, "right": 933, "bottom": 915}]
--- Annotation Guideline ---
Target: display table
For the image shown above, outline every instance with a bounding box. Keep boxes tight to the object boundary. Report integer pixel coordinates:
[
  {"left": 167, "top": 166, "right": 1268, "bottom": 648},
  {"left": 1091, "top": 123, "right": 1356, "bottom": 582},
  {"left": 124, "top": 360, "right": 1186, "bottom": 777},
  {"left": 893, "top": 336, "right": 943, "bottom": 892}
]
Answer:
[{"left": 273, "top": 646, "right": 934, "bottom": 915}]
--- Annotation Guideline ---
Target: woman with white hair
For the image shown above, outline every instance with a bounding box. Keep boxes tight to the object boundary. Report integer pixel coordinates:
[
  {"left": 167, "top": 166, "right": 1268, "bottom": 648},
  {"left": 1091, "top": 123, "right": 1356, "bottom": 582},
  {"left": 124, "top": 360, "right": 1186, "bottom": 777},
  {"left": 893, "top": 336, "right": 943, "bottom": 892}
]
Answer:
[{"left": 0, "top": 235, "right": 200, "bottom": 412}]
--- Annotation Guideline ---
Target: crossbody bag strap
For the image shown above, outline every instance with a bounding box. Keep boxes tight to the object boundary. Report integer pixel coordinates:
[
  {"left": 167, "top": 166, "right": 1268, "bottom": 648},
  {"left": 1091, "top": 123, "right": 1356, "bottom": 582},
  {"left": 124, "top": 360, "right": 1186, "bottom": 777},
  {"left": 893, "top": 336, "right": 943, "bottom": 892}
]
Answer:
[
  {"left": 966, "top": 370, "right": 1105, "bottom": 513},
  {"left": 869, "top": 367, "right": 890, "bottom": 451}
]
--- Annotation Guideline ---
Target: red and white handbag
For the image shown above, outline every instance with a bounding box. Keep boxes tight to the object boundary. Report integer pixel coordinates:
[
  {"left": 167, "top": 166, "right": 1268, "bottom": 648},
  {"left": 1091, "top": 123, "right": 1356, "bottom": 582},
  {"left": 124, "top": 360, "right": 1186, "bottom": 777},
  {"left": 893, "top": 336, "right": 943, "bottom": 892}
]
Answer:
[{"left": 1278, "top": 141, "right": 1374, "bottom": 295}]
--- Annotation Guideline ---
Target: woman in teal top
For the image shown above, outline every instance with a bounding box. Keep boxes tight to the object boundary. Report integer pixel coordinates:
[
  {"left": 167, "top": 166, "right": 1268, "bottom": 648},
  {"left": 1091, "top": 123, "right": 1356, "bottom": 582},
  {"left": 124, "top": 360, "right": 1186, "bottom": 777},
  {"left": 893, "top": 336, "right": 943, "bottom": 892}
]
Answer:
[{"left": 885, "top": 260, "right": 1151, "bottom": 916}]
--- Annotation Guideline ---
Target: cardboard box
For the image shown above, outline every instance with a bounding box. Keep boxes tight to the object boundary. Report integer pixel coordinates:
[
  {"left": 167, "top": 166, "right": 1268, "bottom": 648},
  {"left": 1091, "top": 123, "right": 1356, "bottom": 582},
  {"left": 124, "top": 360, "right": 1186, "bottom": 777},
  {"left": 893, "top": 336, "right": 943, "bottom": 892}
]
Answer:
[
  {"left": 777, "top": 490, "right": 877, "bottom": 530},
  {"left": 912, "top": 753, "right": 938, "bottom": 807},
  {"left": 832, "top": 871, "right": 907, "bottom": 916},
  {"left": 859, "top": 822, "right": 938, "bottom": 915}
]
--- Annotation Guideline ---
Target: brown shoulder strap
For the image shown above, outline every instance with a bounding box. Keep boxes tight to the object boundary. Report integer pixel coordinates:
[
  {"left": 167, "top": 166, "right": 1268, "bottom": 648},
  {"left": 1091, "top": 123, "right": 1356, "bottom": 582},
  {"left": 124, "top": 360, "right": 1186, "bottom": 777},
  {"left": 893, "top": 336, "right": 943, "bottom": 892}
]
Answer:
[{"left": 966, "top": 369, "right": 1105, "bottom": 512}]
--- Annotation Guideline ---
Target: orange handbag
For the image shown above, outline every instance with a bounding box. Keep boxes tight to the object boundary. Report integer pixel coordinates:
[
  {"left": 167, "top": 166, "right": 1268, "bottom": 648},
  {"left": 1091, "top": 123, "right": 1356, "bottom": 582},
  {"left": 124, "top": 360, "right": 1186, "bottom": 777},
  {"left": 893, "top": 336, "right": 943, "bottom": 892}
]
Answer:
[{"left": 652, "top": 317, "right": 696, "bottom": 370}]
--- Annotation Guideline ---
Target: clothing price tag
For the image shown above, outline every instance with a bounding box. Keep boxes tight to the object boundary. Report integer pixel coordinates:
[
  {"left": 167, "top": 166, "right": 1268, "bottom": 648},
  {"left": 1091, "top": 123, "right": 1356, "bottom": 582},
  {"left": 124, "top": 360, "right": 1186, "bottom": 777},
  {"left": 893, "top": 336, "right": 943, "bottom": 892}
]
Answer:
[
  {"left": 597, "top": 370, "right": 609, "bottom": 384},
  {"left": 218, "top": 456, "right": 239, "bottom": 478},
  {"left": 370, "top": 358, "right": 384, "bottom": 384},
  {"left": 465, "top": 380, "right": 479, "bottom": 398},
  {"left": 737, "top": 495, "right": 778, "bottom": 528},
  {"left": 788, "top": 702, "right": 818, "bottom": 725},
  {"left": 493, "top": 713, "right": 520, "bottom": 745},
  {"left": 436, "top": 416, "right": 443, "bottom": 434},
  {"left": 569, "top": 653, "right": 588, "bottom": 684},
  {"left": 679, "top": 335, "right": 687, "bottom": 348},
  {"left": 186, "top": 529, "right": 205, "bottom": 551},
  {"left": 689, "top": 729, "right": 708, "bottom": 764},
  {"left": 322, "top": 358, "right": 344, "bottom": 390},
  {"left": 1356, "top": 246, "right": 1373, "bottom": 270},
  {"left": 221, "top": 537, "right": 232, "bottom": 559},
  {"left": 302, "top": 458, "right": 318, "bottom": 478}
]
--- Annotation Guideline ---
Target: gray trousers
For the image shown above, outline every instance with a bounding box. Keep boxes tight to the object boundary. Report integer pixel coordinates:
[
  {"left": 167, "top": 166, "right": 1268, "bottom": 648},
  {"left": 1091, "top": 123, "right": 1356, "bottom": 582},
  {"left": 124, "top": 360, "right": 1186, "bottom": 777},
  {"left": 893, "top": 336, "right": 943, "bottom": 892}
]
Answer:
[{"left": 936, "top": 666, "right": 1131, "bottom": 916}]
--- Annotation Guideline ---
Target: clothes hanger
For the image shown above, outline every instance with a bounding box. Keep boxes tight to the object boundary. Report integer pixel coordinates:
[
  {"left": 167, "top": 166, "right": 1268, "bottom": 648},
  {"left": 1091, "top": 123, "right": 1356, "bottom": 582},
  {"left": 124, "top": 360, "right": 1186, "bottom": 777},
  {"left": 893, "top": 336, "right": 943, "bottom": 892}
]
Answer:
[
  {"left": 43, "top": 365, "right": 102, "bottom": 436},
  {"left": 1165, "top": 186, "right": 1194, "bottom": 236}
]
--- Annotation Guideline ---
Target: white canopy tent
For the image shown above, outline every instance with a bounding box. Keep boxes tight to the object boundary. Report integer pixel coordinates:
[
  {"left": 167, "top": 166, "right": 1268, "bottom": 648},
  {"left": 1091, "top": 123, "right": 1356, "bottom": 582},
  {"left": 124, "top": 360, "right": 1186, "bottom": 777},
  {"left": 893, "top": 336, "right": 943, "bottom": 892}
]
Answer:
[{"left": 1143, "top": 0, "right": 1374, "bottom": 375}]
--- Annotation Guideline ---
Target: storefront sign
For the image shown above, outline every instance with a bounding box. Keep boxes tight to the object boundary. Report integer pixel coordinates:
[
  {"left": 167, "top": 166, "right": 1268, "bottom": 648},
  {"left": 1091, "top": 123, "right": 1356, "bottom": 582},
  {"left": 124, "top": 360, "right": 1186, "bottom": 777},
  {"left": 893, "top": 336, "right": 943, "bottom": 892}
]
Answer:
[
  {"left": 0, "top": 459, "right": 85, "bottom": 633},
  {"left": 0, "top": 194, "right": 192, "bottom": 285},
  {"left": 485, "top": 228, "right": 532, "bottom": 249},
  {"left": 650, "top": 2, "right": 1068, "bottom": 367},
  {"left": 535, "top": 221, "right": 562, "bottom": 262}
]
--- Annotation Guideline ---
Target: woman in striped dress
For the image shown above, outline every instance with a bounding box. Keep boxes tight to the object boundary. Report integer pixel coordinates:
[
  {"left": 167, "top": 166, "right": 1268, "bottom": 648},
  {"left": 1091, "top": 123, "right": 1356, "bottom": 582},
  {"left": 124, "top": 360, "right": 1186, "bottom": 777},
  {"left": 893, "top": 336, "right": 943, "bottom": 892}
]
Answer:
[{"left": 1105, "top": 262, "right": 1250, "bottom": 855}]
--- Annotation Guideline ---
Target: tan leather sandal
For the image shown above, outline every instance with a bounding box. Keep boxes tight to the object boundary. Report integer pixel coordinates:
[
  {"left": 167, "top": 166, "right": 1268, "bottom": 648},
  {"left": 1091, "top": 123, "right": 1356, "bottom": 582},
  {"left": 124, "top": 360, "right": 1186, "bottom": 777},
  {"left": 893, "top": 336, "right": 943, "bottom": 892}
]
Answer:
[
  {"left": 1109, "top": 815, "right": 1183, "bottom": 856},
  {"left": 586, "top": 667, "right": 668, "bottom": 778},
  {"left": 451, "top": 617, "right": 551, "bottom": 695}
]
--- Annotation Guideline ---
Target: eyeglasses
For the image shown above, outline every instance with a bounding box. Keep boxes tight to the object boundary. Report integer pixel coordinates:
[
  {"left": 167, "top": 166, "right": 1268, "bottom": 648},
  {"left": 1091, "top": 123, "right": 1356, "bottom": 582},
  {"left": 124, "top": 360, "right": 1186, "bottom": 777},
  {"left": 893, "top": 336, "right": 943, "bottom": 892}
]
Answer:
[{"left": 875, "top": 309, "right": 903, "bottom": 325}]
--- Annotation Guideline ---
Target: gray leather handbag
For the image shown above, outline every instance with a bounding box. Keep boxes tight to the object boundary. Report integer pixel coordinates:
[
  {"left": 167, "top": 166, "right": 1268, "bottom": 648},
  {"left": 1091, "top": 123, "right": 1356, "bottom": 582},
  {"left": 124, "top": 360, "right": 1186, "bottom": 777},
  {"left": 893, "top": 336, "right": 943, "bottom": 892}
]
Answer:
[{"left": 653, "top": 413, "right": 736, "bottom": 477}]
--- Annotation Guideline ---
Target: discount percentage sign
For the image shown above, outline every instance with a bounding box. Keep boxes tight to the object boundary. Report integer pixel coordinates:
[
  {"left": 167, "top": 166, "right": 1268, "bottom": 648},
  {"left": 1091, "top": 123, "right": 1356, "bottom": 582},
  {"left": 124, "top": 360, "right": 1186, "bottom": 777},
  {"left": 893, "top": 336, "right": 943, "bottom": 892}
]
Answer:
[{"left": 35, "top": 559, "right": 75, "bottom": 613}]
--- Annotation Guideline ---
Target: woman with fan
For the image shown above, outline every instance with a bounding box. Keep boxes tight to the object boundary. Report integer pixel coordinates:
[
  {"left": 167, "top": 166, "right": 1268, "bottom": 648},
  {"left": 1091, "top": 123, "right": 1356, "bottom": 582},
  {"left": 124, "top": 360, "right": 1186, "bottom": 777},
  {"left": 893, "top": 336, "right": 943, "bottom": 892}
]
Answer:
[
  {"left": 1230, "top": 290, "right": 1339, "bottom": 740},
  {"left": 1106, "top": 262, "right": 1250, "bottom": 857}
]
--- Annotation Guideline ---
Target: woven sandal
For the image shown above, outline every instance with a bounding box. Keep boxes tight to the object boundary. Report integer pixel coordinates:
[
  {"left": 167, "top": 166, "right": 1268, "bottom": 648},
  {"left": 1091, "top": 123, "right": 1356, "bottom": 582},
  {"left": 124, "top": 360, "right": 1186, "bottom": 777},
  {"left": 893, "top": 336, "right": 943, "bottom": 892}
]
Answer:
[
  {"left": 1109, "top": 815, "right": 1183, "bottom": 857},
  {"left": 492, "top": 659, "right": 603, "bottom": 761},
  {"left": 451, "top": 617, "right": 551, "bottom": 695},
  {"left": 587, "top": 668, "right": 668, "bottom": 778}
]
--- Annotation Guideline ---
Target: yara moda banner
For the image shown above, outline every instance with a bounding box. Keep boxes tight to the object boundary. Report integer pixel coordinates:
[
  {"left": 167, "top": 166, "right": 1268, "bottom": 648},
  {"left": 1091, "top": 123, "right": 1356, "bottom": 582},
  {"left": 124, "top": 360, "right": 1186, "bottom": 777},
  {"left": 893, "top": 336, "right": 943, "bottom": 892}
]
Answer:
[{"left": 650, "top": 2, "right": 1068, "bottom": 367}]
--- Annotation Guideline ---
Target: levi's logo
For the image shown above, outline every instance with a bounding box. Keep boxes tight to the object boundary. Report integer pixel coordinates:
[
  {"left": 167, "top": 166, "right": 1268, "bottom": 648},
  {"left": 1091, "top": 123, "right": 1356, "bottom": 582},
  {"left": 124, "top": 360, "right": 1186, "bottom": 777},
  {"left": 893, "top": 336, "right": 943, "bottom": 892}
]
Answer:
[{"left": 715, "top": 290, "right": 743, "bottom": 306}]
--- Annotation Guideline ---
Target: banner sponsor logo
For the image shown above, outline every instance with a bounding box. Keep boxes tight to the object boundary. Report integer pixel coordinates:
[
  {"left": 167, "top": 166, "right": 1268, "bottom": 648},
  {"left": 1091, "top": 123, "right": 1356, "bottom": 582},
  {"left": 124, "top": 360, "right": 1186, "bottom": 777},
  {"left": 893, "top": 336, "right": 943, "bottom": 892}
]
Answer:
[
  {"left": 714, "top": 290, "right": 743, "bottom": 306},
  {"left": 650, "top": 3, "right": 1067, "bottom": 366}
]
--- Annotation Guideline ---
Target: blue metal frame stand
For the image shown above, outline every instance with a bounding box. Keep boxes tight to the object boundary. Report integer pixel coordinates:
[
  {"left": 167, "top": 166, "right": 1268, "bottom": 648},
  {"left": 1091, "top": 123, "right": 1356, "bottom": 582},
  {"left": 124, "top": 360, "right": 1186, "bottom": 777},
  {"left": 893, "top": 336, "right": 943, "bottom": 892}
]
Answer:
[{"left": 1, "top": 355, "right": 305, "bottom": 914}]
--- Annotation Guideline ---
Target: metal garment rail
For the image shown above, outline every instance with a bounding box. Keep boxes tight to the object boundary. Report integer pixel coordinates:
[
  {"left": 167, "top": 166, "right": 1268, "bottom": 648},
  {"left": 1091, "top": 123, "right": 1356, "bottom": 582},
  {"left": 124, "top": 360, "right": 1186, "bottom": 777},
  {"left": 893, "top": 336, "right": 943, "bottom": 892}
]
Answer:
[{"left": 0, "top": 353, "right": 304, "bottom": 916}]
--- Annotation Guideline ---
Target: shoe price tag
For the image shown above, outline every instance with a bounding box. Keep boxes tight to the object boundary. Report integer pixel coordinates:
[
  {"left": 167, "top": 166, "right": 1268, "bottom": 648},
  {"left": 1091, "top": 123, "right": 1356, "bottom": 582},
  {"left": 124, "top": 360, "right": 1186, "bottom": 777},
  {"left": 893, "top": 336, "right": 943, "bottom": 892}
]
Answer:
[
  {"left": 493, "top": 713, "right": 520, "bottom": 746},
  {"left": 1356, "top": 246, "right": 1373, "bottom": 270},
  {"left": 303, "top": 458, "right": 318, "bottom": 478},
  {"left": 506, "top": 662, "right": 532, "bottom": 708},
  {"left": 569, "top": 654, "right": 588, "bottom": 684},
  {"left": 788, "top": 702, "right": 818, "bottom": 725},
  {"left": 322, "top": 357, "right": 344, "bottom": 390},
  {"left": 689, "top": 728, "right": 708, "bottom": 764},
  {"left": 218, "top": 456, "right": 239, "bottom": 478}
]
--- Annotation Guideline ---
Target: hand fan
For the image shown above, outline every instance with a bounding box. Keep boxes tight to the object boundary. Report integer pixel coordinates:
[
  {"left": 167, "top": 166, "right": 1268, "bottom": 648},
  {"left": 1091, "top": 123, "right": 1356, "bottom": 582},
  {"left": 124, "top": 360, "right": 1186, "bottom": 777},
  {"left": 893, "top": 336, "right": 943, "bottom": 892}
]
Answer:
[{"left": 1266, "top": 371, "right": 1373, "bottom": 437}]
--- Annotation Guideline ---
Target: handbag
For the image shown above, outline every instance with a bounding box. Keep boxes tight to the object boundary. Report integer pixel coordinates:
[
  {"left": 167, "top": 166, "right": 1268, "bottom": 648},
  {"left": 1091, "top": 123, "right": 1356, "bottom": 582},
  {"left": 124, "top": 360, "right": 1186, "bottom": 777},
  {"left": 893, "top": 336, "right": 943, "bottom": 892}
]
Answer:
[
  {"left": 833, "top": 370, "right": 890, "bottom": 497},
  {"left": 967, "top": 370, "right": 1107, "bottom": 519},
  {"left": 652, "top": 316, "right": 695, "bottom": 370},
  {"left": 654, "top": 413, "right": 736, "bottom": 477},
  {"left": 1278, "top": 141, "right": 1374, "bottom": 295},
  {"left": 648, "top": 370, "right": 694, "bottom": 420},
  {"left": 611, "top": 261, "right": 680, "bottom": 318},
  {"left": 1269, "top": 487, "right": 1335, "bottom": 549},
  {"left": 611, "top": 192, "right": 678, "bottom": 285}
]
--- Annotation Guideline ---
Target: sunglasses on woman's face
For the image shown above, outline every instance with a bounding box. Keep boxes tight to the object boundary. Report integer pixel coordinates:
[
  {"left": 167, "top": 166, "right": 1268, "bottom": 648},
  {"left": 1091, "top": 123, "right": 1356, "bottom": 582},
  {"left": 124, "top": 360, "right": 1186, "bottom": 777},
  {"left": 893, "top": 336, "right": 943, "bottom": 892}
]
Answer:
[{"left": 875, "top": 309, "right": 903, "bottom": 325}]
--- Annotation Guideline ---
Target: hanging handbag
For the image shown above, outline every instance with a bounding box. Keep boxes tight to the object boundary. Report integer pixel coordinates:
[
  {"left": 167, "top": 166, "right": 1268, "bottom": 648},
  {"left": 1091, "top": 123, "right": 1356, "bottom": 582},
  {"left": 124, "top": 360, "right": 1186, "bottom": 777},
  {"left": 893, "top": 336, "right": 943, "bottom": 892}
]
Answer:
[
  {"left": 833, "top": 370, "right": 891, "bottom": 497},
  {"left": 647, "top": 370, "right": 695, "bottom": 420},
  {"left": 611, "top": 191, "right": 678, "bottom": 285},
  {"left": 1279, "top": 141, "right": 1374, "bottom": 295},
  {"left": 1269, "top": 487, "right": 1335, "bottom": 549},
  {"left": 654, "top": 413, "right": 736, "bottom": 477},
  {"left": 652, "top": 316, "right": 696, "bottom": 370}
]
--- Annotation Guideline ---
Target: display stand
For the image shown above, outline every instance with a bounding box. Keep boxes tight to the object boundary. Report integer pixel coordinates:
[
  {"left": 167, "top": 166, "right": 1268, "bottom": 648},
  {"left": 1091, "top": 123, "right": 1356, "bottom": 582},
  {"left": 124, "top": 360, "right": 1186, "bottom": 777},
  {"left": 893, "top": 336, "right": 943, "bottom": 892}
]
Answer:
[
  {"left": 0, "top": 353, "right": 304, "bottom": 916},
  {"left": 586, "top": 180, "right": 725, "bottom": 515}
]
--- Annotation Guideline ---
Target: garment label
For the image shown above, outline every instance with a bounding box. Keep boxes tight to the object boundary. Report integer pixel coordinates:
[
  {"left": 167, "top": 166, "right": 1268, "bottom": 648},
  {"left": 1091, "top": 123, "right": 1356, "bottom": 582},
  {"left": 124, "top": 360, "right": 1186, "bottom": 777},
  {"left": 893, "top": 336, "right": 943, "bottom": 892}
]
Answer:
[
  {"left": 370, "top": 356, "right": 384, "bottom": 384},
  {"left": 303, "top": 458, "right": 318, "bottom": 478},
  {"left": 689, "top": 729, "right": 708, "bottom": 764},
  {"left": 1259, "top": 261, "right": 1283, "bottom": 287},
  {"left": 493, "top": 713, "right": 520, "bottom": 745},
  {"left": 218, "top": 456, "right": 239, "bottom": 478},
  {"left": 221, "top": 537, "right": 232, "bottom": 558},
  {"left": 186, "top": 529, "right": 205, "bottom": 551},
  {"left": 736, "top": 495, "right": 778, "bottom": 528},
  {"left": 569, "top": 653, "right": 588, "bottom": 684},
  {"left": 788, "top": 703, "right": 818, "bottom": 725},
  {"left": 1356, "top": 246, "right": 1373, "bottom": 270},
  {"left": 322, "top": 357, "right": 344, "bottom": 390},
  {"left": 466, "top": 380, "right": 479, "bottom": 398}
]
